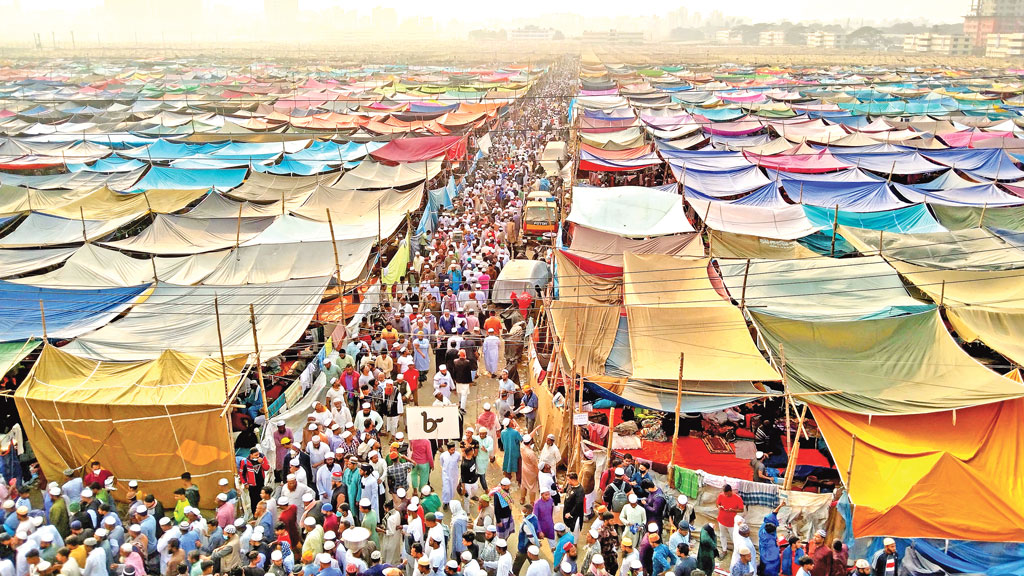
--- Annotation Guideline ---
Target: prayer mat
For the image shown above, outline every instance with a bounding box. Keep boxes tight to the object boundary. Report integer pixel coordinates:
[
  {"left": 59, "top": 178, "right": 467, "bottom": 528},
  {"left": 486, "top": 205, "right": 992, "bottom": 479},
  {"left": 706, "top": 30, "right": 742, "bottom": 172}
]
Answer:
[{"left": 702, "top": 435, "right": 734, "bottom": 455}]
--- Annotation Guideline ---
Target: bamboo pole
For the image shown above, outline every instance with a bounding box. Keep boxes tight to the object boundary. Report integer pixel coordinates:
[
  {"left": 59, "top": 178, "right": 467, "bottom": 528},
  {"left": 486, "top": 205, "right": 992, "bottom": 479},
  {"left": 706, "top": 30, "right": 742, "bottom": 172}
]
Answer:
[
  {"left": 781, "top": 344, "right": 791, "bottom": 454},
  {"left": 326, "top": 209, "right": 345, "bottom": 299},
  {"left": 830, "top": 204, "right": 839, "bottom": 256},
  {"left": 846, "top": 435, "right": 858, "bottom": 493},
  {"left": 979, "top": 202, "right": 988, "bottom": 227},
  {"left": 79, "top": 207, "right": 87, "bottom": 243},
  {"left": 39, "top": 301, "right": 47, "bottom": 340},
  {"left": 214, "top": 296, "right": 230, "bottom": 398},
  {"left": 878, "top": 230, "right": 884, "bottom": 257},
  {"left": 605, "top": 401, "right": 615, "bottom": 464},
  {"left": 249, "top": 304, "right": 271, "bottom": 420},
  {"left": 235, "top": 203, "right": 243, "bottom": 248},
  {"left": 940, "top": 280, "right": 946, "bottom": 308},
  {"left": 740, "top": 259, "right": 751, "bottom": 309},
  {"left": 668, "top": 354, "right": 684, "bottom": 470},
  {"left": 782, "top": 404, "right": 808, "bottom": 490}
]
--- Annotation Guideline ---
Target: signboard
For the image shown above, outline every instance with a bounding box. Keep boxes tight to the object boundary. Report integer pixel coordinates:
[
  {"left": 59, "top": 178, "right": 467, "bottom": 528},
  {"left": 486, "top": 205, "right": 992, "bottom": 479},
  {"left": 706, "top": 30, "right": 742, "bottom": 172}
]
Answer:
[
  {"left": 573, "top": 413, "right": 589, "bottom": 426},
  {"left": 406, "top": 406, "right": 461, "bottom": 440}
]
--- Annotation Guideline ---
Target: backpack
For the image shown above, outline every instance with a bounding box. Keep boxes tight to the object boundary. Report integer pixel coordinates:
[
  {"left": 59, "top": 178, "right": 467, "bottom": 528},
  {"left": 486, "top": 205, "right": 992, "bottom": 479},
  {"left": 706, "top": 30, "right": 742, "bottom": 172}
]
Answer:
[{"left": 610, "top": 482, "right": 629, "bottom": 513}]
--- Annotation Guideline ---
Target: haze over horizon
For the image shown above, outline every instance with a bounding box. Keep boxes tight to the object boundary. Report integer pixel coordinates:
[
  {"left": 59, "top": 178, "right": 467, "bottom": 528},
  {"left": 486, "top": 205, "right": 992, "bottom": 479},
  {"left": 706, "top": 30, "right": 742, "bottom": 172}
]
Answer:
[{"left": 0, "top": 0, "right": 969, "bottom": 46}]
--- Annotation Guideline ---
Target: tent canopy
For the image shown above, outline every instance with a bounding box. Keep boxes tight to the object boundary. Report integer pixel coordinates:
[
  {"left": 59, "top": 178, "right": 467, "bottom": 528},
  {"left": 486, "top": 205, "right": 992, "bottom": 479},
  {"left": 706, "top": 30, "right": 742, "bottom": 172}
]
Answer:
[
  {"left": 814, "top": 400, "right": 1024, "bottom": 542},
  {"left": 14, "top": 344, "right": 245, "bottom": 508},
  {"left": 752, "top": 309, "right": 1024, "bottom": 415},
  {"left": 717, "top": 256, "right": 933, "bottom": 320},
  {"left": 568, "top": 186, "right": 694, "bottom": 237}
]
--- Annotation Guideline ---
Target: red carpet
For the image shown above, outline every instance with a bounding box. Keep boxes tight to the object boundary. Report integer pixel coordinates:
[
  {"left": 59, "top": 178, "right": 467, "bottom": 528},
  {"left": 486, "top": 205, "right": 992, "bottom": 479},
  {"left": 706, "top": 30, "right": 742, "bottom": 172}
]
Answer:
[{"left": 594, "top": 409, "right": 832, "bottom": 480}]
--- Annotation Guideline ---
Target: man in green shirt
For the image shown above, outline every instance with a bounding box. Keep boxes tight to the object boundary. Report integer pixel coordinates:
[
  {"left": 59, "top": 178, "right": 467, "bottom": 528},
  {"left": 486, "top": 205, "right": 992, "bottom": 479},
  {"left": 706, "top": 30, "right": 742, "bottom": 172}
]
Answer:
[{"left": 48, "top": 486, "right": 70, "bottom": 538}]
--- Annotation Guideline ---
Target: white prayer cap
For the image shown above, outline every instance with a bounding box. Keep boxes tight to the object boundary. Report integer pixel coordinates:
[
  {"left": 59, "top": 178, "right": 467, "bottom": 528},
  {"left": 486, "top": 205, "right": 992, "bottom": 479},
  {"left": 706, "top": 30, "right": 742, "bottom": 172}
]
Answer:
[
  {"left": 677, "top": 495, "right": 688, "bottom": 506},
  {"left": 271, "top": 551, "right": 283, "bottom": 561},
  {"left": 737, "top": 546, "right": 751, "bottom": 555},
  {"left": 628, "top": 494, "right": 637, "bottom": 503},
  {"left": 277, "top": 496, "right": 288, "bottom": 506},
  {"left": 527, "top": 546, "right": 540, "bottom": 556},
  {"left": 318, "top": 553, "right": 332, "bottom": 564},
  {"left": 495, "top": 538, "right": 507, "bottom": 548},
  {"left": 302, "top": 493, "right": 314, "bottom": 503},
  {"left": 592, "top": 555, "right": 604, "bottom": 566},
  {"left": 560, "top": 563, "right": 572, "bottom": 574},
  {"left": 614, "top": 468, "right": 625, "bottom": 475},
  {"left": 217, "top": 493, "right": 227, "bottom": 502},
  {"left": 304, "top": 517, "right": 317, "bottom": 527}
]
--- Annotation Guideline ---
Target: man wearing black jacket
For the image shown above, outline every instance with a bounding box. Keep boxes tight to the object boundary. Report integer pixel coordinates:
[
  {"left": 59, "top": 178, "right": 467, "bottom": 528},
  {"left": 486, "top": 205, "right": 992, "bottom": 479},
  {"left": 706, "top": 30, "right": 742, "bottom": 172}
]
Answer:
[{"left": 562, "top": 473, "right": 585, "bottom": 535}]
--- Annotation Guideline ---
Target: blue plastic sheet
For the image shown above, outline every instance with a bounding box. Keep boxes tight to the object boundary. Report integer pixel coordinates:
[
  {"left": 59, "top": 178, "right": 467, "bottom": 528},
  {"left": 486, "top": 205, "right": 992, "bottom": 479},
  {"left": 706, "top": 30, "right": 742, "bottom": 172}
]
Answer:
[
  {"left": 804, "top": 203, "right": 947, "bottom": 233},
  {"left": 129, "top": 166, "right": 248, "bottom": 191},
  {"left": 780, "top": 179, "right": 910, "bottom": 211},
  {"left": 924, "top": 149, "right": 1024, "bottom": 181},
  {"left": 0, "top": 281, "right": 149, "bottom": 342}
]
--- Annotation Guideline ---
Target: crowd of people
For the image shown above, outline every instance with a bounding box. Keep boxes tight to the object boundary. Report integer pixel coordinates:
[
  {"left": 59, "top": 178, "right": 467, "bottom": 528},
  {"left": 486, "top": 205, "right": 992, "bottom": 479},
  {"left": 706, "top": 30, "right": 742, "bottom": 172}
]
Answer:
[{"left": 0, "top": 58, "right": 904, "bottom": 576}]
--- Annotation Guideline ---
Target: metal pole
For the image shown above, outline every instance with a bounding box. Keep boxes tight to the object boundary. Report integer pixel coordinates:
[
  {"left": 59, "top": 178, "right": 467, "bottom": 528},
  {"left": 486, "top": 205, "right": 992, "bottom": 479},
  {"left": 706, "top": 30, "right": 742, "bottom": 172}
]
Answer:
[{"left": 249, "top": 304, "right": 271, "bottom": 420}]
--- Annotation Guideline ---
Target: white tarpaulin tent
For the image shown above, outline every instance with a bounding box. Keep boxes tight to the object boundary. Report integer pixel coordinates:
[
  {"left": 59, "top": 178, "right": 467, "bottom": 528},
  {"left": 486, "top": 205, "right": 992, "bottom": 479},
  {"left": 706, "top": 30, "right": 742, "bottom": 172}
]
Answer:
[
  {"left": 686, "top": 196, "right": 822, "bottom": 240},
  {"left": 200, "top": 239, "right": 374, "bottom": 285},
  {"left": 11, "top": 244, "right": 227, "bottom": 287},
  {"left": 0, "top": 247, "right": 77, "bottom": 278},
  {"left": 336, "top": 158, "right": 442, "bottom": 189},
  {"left": 104, "top": 215, "right": 277, "bottom": 255},
  {"left": 0, "top": 213, "right": 139, "bottom": 247},
  {"left": 568, "top": 186, "right": 695, "bottom": 237},
  {"left": 61, "top": 276, "right": 330, "bottom": 361}
]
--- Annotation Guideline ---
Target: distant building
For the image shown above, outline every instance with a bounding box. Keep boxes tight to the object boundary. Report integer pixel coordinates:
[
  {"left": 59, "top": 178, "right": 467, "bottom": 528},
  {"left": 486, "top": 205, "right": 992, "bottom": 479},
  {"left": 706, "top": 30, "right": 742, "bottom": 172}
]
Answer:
[
  {"left": 903, "top": 33, "right": 972, "bottom": 55},
  {"left": 806, "top": 31, "right": 846, "bottom": 49},
  {"left": 986, "top": 32, "right": 1024, "bottom": 56},
  {"left": 758, "top": 30, "right": 786, "bottom": 46},
  {"left": 715, "top": 30, "right": 742, "bottom": 44},
  {"left": 964, "top": 0, "right": 1024, "bottom": 49},
  {"left": 581, "top": 30, "right": 646, "bottom": 43},
  {"left": 509, "top": 26, "right": 557, "bottom": 42},
  {"left": 468, "top": 29, "right": 508, "bottom": 42}
]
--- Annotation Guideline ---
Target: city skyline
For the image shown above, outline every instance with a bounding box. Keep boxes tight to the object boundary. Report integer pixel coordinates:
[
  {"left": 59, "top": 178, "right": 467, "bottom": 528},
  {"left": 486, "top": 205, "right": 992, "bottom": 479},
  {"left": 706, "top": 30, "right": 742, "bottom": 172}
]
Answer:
[{"left": 0, "top": 0, "right": 970, "bottom": 45}]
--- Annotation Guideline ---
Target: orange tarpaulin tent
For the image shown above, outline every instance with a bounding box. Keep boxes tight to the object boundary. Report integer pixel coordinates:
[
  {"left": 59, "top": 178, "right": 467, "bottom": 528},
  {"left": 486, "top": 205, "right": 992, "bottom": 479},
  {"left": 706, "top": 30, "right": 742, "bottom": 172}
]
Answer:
[{"left": 814, "top": 400, "right": 1024, "bottom": 542}]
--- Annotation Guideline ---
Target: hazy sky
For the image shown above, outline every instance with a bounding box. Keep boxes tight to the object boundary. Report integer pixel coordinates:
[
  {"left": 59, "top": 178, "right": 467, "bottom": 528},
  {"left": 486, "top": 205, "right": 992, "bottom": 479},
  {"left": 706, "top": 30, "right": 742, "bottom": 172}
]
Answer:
[{"left": 1, "top": 0, "right": 969, "bottom": 24}]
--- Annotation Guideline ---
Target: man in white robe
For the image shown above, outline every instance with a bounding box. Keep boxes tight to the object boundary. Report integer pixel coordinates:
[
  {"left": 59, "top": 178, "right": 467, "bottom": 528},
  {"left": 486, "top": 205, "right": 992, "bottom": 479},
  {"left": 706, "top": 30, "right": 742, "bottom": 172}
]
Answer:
[
  {"left": 438, "top": 442, "right": 461, "bottom": 504},
  {"left": 482, "top": 330, "right": 501, "bottom": 376}
]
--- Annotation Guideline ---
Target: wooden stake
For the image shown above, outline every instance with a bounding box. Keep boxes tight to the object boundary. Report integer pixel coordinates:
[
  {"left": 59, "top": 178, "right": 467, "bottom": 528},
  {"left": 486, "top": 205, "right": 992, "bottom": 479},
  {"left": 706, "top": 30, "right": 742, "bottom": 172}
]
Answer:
[
  {"left": 249, "top": 304, "right": 271, "bottom": 420},
  {"left": 214, "top": 296, "right": 230, "bottom": 398},
  {"left": 668, "top": 353, "right": 684, "bottom": 470}
]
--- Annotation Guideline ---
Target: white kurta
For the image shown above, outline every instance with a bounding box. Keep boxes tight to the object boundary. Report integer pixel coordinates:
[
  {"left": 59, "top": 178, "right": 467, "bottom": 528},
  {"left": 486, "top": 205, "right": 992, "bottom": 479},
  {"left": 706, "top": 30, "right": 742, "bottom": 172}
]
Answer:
[
  {"left": 439, "top": 450, "right": 461, "bottom": 503},
  {"left": 482, "top": 335, "right": 501, "bottom": 374}
]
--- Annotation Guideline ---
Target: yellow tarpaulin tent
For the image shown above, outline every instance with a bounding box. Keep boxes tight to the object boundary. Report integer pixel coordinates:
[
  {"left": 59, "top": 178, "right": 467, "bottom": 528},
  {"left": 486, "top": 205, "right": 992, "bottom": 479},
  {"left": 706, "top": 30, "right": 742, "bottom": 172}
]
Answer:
[
  {"left": 814, "top": 400, "right": 1024, "bottom": 541},
  {"left": 622, "top": 253, "right": 780, "bottom": 382},
  {"left": 15, "top": 345, "right": 247, "bottom": 507}
]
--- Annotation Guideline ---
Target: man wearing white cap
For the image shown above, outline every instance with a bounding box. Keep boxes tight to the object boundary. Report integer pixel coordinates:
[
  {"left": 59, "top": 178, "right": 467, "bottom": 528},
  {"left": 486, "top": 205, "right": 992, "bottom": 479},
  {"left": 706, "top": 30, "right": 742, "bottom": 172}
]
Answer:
[
  {"left": 474, "top": 427, "right": 494, "bottom": 491},
  {"left": 524, "top": 545, "right": 549, "bottom": 576},
  {"left": 538, "top": 435, "right": 560, "bottom": 476},
  {"left": 306, "top": 433, "right": 332, "bottom": 471},
  {"left": 480, "top": 328, "right": 499, "bottom": 377},
  {"left": 620, "top": 494, "right": 647, "bottom": 537},
  {"left": 301, "top": 517, "right": 324, "bottom": 557},
  {"left": 433, "top": 365, "right": 454, "bottom": 402},
  {"left": 871, "top": 538, "right": 900, "bottom": 576},
  {"left": 316, "top": 453, "right": 342, "bottom": 505},
  {"left": 483, "top": 538, "right": 512, "bottom": 576},
  {"left": 281, "top": 474, "right": 315, "bottom": 510}
]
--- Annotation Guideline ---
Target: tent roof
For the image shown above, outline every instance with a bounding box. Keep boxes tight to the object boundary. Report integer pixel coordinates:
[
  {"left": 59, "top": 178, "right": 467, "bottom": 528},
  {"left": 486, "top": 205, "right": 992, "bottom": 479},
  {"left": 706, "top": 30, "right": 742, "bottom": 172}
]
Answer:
[
  {"left": 568, "top": 186, "right": 694, "bottom": 237},
  {"left": 623, "top": 253, "right": 780, "bottom": 382},
  {"left": 753, "top": 309, "right": 1024, "bottom": 415},
  {"left": 717, "top": 256, "right": 933, "bottom": 321},
  {"left": 60, "top": 276, "right": 330, "bottom": 361},
  {"left": 814, "top": 399, "right": 1024, "bottom": 542},
  {"left": 17, "top": 344, "right": 246, "bottom": 406}
]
